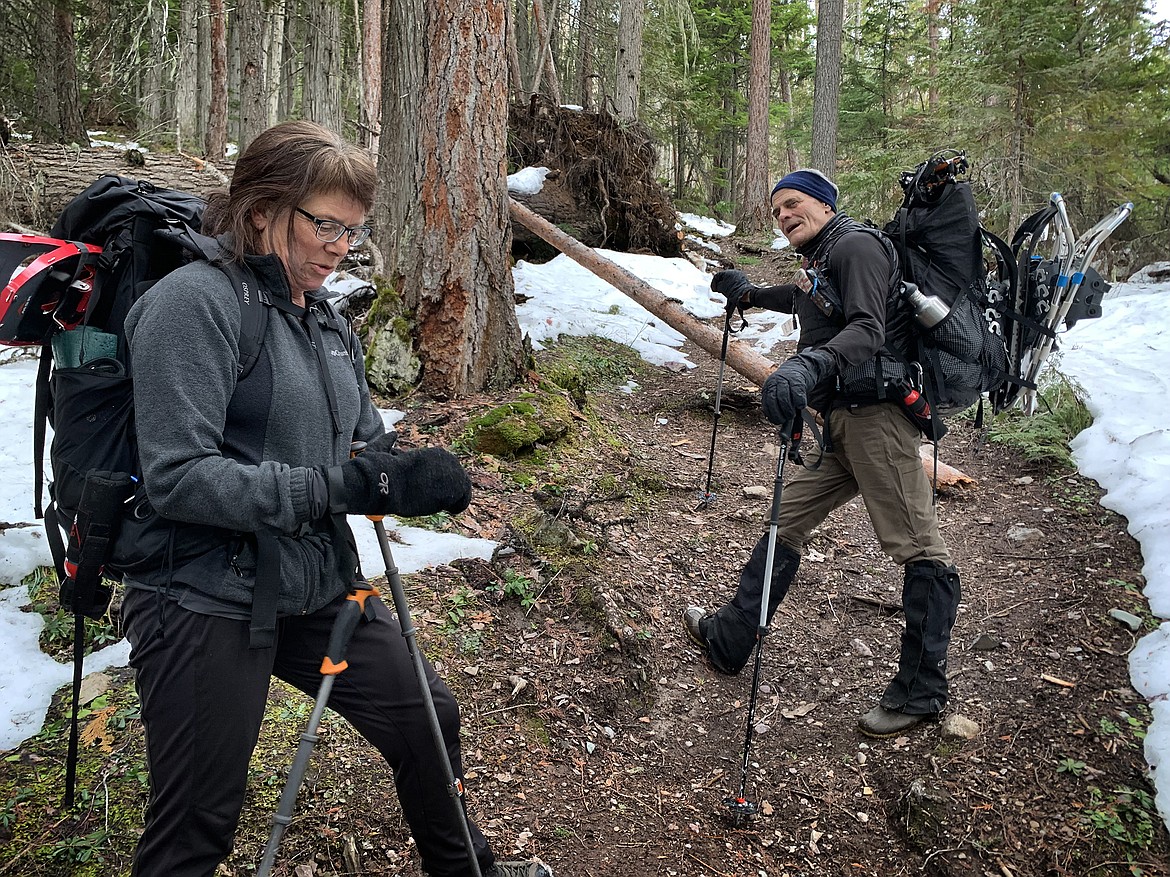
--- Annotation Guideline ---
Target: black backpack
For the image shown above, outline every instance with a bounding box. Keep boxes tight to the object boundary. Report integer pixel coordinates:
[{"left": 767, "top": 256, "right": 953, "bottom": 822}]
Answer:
[
  {"left": 0, "top": 175, "right": 273, "bottom": 806},
  {"left": 811, "top": 153, "right": 1018, "bottom": 440},
  {"left": 881, "top": 153, "right": 1014, "bottom": 420}
]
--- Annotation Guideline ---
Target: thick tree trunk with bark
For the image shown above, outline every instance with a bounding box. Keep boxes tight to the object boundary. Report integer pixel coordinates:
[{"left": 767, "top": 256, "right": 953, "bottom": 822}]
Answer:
[
  {"left": 810, "top": 0, "right": 844, "bottom": 178},
  {"left": 614, "top": 0, "right": 644, "bottom": 121},
  {"left": 238, "top": 0, "right": 267, "bottom": 154},
  {"left": 359, "top": 0, "right": 382, "bottom": 152},
  {"left": 206, "top": 0, "right": 228, "bottom": 160},
  {"left": 304, "top": 0, "right": 343, "bottom": 134},
  {"left": 378, "top": 0, "right": 523, "bottom": 396},
  {"left": 739, "top": 0, "right": 773, "bottom": 236}
]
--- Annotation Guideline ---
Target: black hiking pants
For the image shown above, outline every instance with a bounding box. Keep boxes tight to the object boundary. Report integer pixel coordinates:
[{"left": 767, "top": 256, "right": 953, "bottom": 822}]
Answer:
[{"left": 123, "top": 586, "right": 493, "bottom": 877}]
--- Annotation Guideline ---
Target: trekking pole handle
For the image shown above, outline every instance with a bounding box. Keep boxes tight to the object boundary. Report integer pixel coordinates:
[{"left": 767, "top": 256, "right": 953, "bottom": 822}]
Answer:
[{"left": 321, "top": 585, "right": 379, "bottom": 676}]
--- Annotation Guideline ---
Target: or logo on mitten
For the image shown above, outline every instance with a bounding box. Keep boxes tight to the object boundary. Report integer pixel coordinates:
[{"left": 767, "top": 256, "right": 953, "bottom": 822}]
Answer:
[{"left": 379, "top": 472, "right": 390, "bottom": 495}]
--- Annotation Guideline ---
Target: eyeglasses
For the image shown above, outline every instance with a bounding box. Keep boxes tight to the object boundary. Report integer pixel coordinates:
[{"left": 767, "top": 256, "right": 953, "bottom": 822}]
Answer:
[{"left": 295, "top": 207, "right": 372, "bottom": 248}]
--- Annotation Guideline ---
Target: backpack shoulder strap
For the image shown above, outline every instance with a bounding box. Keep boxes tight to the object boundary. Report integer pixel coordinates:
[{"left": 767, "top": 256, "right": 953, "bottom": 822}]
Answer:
[
  {"left": 153, "top": 224, "right": 270, "bottom": 380},
  {"left": 219, "top": 262, "right": 269, "bottom": 380}
]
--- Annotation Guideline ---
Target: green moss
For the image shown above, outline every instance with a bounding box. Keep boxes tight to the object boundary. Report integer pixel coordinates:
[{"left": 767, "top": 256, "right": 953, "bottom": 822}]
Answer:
[
  {"left": 539, "top": 336, "right": 643, "bottom": 407},
  {"left": 363, "top": 275, "right": 421, "bottom": 396},
  {"left": 463, "top": 389, "right": 574, "bottom": 456}
]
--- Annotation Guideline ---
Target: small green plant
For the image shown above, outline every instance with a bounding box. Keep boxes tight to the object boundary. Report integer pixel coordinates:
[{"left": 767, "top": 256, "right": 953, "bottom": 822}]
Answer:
[
  {"left": 24, "top": 566, "right": 121, "bottom": 655},
  {"left": 1056, "top": 757, "right": 1087, "bottom": 776},
  {"left": 456, "top": 629, "right": 483, "bottom": 655},
  {"left": 442, "top": 586, "right": 476, "bottom": 629},
  {"left": 0, "top": 788, "right": 32, "bottom": 828},
  {"left": 1083, "top": 785, "right": 1156, "bottom": 850},
  {"left": 1099, "top": 717, "right": 1122, "bottom": 736},
  {"left": 50, "top": 829, "right": 111, "bottom": 864},
  {"left": 499, "top": 571, "right": 539, "bottom": 609}
]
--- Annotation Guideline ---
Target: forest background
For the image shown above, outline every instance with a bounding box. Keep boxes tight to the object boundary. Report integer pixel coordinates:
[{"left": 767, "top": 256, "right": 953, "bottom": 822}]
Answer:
[{"left": 2, "top": 0, "right": 1167, "bottom": 289}]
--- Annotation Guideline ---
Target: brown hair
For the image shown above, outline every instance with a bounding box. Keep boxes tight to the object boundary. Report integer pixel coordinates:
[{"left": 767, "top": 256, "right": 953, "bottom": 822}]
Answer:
[{"left": 202, "top": 121, "right": 378, "bottom": 259}]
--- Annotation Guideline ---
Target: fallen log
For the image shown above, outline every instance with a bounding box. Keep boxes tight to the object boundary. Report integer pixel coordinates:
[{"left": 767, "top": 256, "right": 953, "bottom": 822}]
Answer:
[
  {"left": 509, "top": 198, "right": 774, "bottom": 385},
  {"left": 508, "top": 197, "right": 976, "bottom": 489},
  {"left": 1, "top": 142, "right": 233, "bottom": 231}
]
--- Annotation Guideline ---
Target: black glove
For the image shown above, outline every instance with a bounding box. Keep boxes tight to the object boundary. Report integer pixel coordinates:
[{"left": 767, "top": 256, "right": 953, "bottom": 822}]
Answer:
[
  {"left": 761, "top": 349, "right": 835, "bottom": 428},
  {"left": 710, "top": 270, "right": 756, "bottom": 314},
  {"left": 327, "top": 444, "right": 472, "bottom": 518}
]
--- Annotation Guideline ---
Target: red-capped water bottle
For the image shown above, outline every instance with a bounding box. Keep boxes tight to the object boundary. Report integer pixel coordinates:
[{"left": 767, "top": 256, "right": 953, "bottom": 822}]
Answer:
[
  {"left": 895, "top": 376, "right": 948, "bottom": 440},
  {"left": 899, "top": 378, "right": 932, "bottom": 420}
]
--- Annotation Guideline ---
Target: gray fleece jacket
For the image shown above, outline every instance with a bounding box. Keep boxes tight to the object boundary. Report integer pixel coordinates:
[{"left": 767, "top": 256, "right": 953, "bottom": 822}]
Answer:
[{"left": 123, "top": 253, "right": 384, "bottom": 619}]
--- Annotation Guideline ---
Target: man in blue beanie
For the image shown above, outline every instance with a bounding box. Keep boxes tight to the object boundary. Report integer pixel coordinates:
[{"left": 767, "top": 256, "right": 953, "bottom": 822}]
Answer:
[{"left": 682, "top": 168, "right": 962, "bottom": 738}]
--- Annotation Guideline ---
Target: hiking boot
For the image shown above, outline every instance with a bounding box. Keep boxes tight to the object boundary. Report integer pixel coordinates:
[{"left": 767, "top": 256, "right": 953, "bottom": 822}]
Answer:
[
  {"left": 858, "top": 706, "right": 932, "bottom": 738},
  {"left": 483, "top": 859, "right": 554, "bottom": 877},
  {"left": 683, "top": 607, "right": 739, "bottom": 675},
  {"left": 683, "top": 606, "right": 710, "bottom": 649}
]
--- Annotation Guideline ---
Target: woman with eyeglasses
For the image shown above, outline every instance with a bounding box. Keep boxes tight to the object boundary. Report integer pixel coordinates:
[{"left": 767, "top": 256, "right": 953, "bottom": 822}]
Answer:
[{"left": 120, "top": 121, "right": 551, "bottom": 877}]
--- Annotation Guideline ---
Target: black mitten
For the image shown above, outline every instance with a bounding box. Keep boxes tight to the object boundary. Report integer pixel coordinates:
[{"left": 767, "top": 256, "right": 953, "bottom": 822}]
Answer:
[
  {"left": 761, "top": 348, "right": 835, "bottom": 427},
  {"left": 328, "top": 446, "right": 471, "bottom": 518},
  {"left": 710, "top": 270, "right": 756, "bottom": 314}
]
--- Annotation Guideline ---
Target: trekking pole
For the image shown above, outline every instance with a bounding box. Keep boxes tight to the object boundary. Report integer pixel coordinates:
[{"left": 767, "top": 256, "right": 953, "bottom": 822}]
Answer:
[
  {"left": 697, "top": 309, "right": 735, "bottom": 509},
  {"left": 257, "top": 581, "right": 379, "bottom": 877},
  {"left": 724, "top": 419, "right": 799, "bottom": 823},
  {"left": 355, "top": 441, "right": 484, "bottom": 877}
]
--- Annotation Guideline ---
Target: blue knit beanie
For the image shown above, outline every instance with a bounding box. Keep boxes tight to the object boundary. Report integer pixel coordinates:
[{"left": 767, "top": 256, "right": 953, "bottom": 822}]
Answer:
[{"left": 770, "top": 169, "right": 839, "bottom": 211}]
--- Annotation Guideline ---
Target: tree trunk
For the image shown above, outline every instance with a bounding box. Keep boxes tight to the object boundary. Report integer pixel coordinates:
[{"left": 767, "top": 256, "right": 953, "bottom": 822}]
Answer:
[
  {"left": 926, "top": 0, "right": 940, "bottom": 112},
  {"left": 278, "top": 0, "right": 300, "bottom": 119},
  {"left": 810, "top": 0, "right": 844, "bottom": 178},
  {"left": 238, "top": 0, "right": 267, "bottom": 154},
  {"left": 614, "top": 0, "right": 644, "bottom": 122},
  {"left": 86, "top": 0, "right": 117, "bottom": 126},
  {"left": 360, "top": 0, "right": 382, "bottom": 152},
  {"left": 378, "top": 0, "right": 524, "bottom": 396},
  {"left": 531, "top": 0, "right": 562, "bottom": 104},
  {"left": 206, "top": 0, "right": 228, "bottom": 160},
  {"left": 32, "top": 2, "right": 62, "bottom": 141},
  {"left": 505, "top": 0, "right": 526, "bottom": 100},
  {"left": 739, "top": 0, "right": 772, "bottom": 236},
  {"left": 304, "top": 0, "right": 343, "bottom": 134},
  {"left": 778, "top": 55, "right": 799, "bottom": 173},
  {"left": 56, "top": 8, "right": 86, "bottom": 142},
  {"left": 176, "top": 0, "right": 200, "bottom": 150},
  {"left": 265, "top": 0, "right": 286, "bottom": 121},
  {"left": 1009, "top": 65, "right": 1026, "bottom": 234},
  {"left": 197, "top": 0, "right": 213, "bottom": 150},
  {"left": 142, "top": 0, "right": 170, "bottom": 134},
  {"left": 228, "top": 4, "right": 242, "bottom": 144},
  {"left": 575, "top": 0, "right": 596, "bottom": 110}
]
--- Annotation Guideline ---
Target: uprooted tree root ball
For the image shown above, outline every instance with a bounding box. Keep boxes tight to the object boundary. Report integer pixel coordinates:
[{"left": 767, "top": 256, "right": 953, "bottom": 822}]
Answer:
[{"left": 508, "top": 96, "right": 682, "bottom": 259}]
